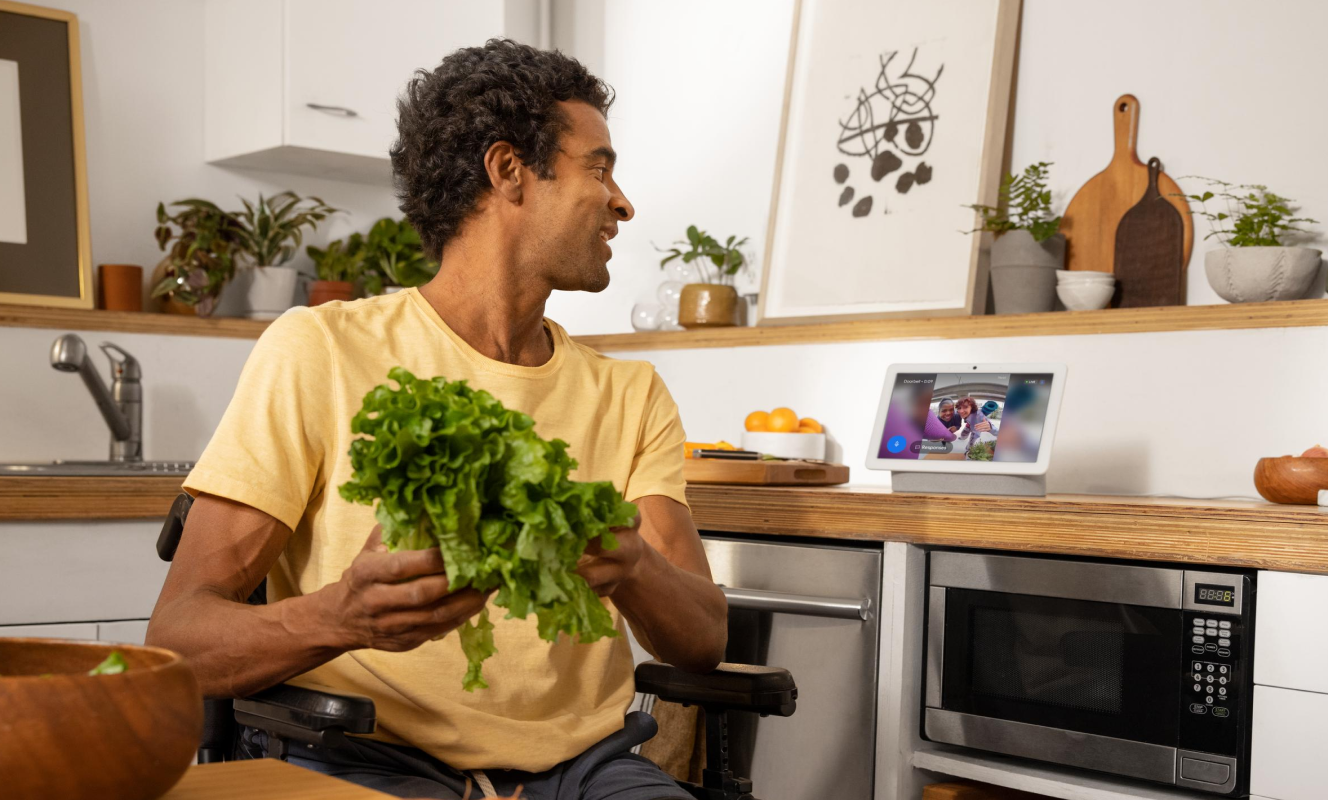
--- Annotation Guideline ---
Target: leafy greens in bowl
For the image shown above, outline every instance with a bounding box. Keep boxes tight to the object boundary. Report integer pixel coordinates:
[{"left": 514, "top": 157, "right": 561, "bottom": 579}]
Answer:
[{"left": 338, "top": 367, "right": 638, "bottom": 691}]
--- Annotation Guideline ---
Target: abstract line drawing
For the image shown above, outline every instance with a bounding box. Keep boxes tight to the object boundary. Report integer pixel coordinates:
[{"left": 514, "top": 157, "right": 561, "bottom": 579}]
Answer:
[
  {"left": 838, "top": 49, "right": 943, "bottom": 159},
  {"left": 833, "top": 49, "right": 942, "bottom": 215}
]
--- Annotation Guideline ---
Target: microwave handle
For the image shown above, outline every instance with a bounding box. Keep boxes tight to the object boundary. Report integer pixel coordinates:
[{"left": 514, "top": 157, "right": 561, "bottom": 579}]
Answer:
[{"left": 721, "top": 586, "right": 872, "bottom": 621}]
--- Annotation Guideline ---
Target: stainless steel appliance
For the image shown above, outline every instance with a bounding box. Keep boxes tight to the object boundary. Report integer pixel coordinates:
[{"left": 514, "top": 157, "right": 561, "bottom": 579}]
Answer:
[
  {"left": 702, "top": 536, "right": 881, "bottom": 800},
  {"left": 924, "top": 551, "right": 1255, "bottom": 795}
]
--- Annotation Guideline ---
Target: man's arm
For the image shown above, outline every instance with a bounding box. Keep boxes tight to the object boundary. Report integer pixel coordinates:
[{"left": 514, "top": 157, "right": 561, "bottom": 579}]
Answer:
[
  {"left": 577, "top": 495, "right": 727, "bottom": 673},
  {"left": 145, "top": 493, "right": 492, "bottom": 698}
]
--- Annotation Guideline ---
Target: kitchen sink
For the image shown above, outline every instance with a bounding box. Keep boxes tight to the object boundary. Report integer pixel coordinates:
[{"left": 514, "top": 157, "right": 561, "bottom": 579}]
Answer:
[{"left": 0, "top": 460, "right": 194, "bottom": 477}]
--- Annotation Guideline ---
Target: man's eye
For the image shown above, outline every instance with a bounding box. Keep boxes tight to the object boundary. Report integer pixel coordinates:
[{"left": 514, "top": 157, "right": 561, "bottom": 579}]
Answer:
[{"left": 594, "top": 167, "right": 607, "bottom": 180}]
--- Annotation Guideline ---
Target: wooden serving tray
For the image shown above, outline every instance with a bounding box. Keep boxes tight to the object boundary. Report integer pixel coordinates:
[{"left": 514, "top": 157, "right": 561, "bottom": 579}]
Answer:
[{"left": 683, "top": 458, "right": 849, "bottom": 486}]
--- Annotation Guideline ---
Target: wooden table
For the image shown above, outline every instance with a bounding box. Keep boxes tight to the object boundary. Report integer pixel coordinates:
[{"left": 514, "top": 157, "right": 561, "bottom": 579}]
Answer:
[{"left": 161, "top": 759, "right": 393, "bottom": 799}]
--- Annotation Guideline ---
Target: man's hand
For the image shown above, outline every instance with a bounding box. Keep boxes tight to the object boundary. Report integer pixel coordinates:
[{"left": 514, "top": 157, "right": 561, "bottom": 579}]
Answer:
[
  {"left": 323, "top": 526, "right": 493, "bottom": 652},
  {"left": 575, "top": 514, "right": 645, "bottom": 597}
]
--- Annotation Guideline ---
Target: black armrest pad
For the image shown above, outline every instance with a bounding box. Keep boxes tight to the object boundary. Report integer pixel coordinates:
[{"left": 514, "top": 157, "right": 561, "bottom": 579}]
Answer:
[
  {"left": 156, "top": 492, "right": 193, "bottom": 563},
  {"left": 234, "top": 682, "right": 376, "bottom": 735},
  {"left": 634, "top": 660, "right": 797, "bottom": 717}
]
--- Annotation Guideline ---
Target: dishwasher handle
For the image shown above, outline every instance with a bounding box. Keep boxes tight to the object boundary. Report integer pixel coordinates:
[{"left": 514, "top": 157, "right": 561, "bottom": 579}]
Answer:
[{"left": 721, "top": 586, "right": 872, "bottom": 621}]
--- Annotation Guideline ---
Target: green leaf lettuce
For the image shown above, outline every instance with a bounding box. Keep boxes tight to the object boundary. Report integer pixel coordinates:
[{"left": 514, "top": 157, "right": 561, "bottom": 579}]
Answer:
[{"left": 338, "top": 367, "right": 637, "bottom": 690}]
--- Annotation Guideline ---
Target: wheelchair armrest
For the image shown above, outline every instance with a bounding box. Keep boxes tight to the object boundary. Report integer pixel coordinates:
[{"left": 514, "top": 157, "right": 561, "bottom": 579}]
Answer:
[
  {"left": 156, "top": 492, "right": 193, "bottom": 562},
  {"left": 634, "top": 660, "right": 797, "bottom": 717},
  {"left": 232, "top": 682, "right": 376, "bottom": 749}
]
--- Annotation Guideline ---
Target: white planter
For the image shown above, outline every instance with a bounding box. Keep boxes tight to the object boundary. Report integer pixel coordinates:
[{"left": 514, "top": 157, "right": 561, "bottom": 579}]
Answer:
[
  {"left": 989, "top": 231, "right": 1065, "bottom": 315},
  {"left": 229, "top": 265, "right": 300, "bottom": 319},
  {"left": 1204, "top": 247, "right": 1323, "bottom": 303}
]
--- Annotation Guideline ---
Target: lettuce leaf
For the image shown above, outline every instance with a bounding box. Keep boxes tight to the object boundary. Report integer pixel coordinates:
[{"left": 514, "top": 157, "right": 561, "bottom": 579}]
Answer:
[{"left": 339, "top": 367, "right": 637, "bottom": 690}]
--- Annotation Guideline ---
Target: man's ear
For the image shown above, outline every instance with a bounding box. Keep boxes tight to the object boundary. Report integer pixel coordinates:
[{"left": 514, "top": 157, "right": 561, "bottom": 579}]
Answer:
[{"left": 484, "top": 141, "right": 524, "bottom": 203}]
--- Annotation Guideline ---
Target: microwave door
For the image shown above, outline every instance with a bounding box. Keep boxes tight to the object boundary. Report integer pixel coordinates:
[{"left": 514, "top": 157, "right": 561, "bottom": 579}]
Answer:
[{"left": 925, "top": 553, "right": 1186, "bottom": 785}]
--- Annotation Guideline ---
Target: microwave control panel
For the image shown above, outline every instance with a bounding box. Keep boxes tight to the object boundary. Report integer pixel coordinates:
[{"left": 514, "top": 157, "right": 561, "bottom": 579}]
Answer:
[
  {"left": 1179, "top": 571, "right": 1252, "bottom": 761},
  {"left": 1186, "top": 612, "right": 1239, "bottom": 720}
]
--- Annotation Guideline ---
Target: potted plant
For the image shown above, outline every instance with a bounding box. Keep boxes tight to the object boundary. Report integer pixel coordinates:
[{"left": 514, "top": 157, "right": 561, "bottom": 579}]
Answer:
[
  {"left": 359, "top": 217, "right": 439, "bottom": 295},
  {"left": 656, "top": 226, "right": 750, "bottom": 328},
  {"left": 229, "top": 192, "right": 338, "bottom": 319},
  {"left": 306, "top": 233, "right": 364, "bottom": 306},
  {"left": 1180, "top": 178, "right": 1321, "bottom": 303},
  {"left": 150, "top": 198, "right": 242, "bottom": 317},
  {"left": 967, "top": 162, "right": 1065, "bottom": 314}
]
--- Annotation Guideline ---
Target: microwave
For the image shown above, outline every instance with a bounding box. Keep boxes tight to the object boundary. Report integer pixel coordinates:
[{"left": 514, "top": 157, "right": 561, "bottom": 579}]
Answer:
[{"left": 924, "top": 551, "right": 1254, "bottom": 795}]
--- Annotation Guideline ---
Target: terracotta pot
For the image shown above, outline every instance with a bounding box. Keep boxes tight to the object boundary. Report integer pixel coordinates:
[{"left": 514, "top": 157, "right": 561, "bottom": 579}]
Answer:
[
  {"left": 678, "top": 283, "right": 739, "bottom": 328},
  {"left": 0, "top": 638, "right": 202, "bottom": 800},
  {"left": 1254, "top": 456, "right": 1328, "bottom": 504},
  {"left": 308, "top": 280, "right": 354, "bottom": 306},
  {"left": 97, "top": 264, "right": 143, "bottom": 312}
]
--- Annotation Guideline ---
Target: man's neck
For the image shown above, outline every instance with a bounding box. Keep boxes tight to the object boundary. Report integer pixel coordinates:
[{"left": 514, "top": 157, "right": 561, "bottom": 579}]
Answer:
[{"left": 416, "top": 234, "right": 555, "bottom": 368}]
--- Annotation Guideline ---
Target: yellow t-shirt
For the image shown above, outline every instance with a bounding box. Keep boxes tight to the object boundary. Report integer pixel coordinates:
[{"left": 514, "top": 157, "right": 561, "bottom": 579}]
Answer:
[{"left": 183, "top": 287, "right": 689, "bottom": 771}]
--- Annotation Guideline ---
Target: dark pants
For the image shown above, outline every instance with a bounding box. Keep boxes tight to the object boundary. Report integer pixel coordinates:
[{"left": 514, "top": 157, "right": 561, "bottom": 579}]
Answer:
[{"left": 241, "top": 711, "right": 692, "bottom": 800}]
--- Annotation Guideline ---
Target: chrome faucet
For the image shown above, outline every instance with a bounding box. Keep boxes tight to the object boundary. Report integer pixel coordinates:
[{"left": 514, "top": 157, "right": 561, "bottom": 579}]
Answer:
[{"left": 50, "top": 334, "right": 142, "bottom": 462}]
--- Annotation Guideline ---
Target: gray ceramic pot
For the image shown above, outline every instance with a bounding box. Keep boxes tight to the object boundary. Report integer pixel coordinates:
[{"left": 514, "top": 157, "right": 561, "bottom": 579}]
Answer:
[
  {"left": 989, "top": 231, "right": 1066, "bottom": 314},
  {"left": 1204, "top": 247, "right": 1323, "bottom": 303}
]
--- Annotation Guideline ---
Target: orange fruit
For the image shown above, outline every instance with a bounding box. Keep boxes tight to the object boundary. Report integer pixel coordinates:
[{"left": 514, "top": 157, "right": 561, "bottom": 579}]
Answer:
[
  {"left": 767, "top": 407, "right": 799, "bottom": 432},
  {"left": 744, "top": 411, "right": 770, "bottom": 432},
  {"left": 798, "top": 417, "right": 823, "bottom": 433}
]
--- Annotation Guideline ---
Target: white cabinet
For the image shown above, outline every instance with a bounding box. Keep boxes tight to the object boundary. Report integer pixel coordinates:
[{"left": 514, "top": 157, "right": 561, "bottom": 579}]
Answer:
[
  {"left": 1254, "top": 571, "right": 1328, "bottom": 694},
  {"left": 1251, "top": 685, "right": 1328, "bottom": 800},
  {"left": 204, "top": 0, "right": 542, "bottom": 185}
]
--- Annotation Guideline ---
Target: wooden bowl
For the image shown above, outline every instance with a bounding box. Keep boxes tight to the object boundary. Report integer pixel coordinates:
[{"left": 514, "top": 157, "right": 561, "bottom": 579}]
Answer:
[
  {"left": 1254, "top": 457, "right": 1328, "bottom": 505},
  {"left": 0, "top": 638, "right": 202, "bottom": 800}
]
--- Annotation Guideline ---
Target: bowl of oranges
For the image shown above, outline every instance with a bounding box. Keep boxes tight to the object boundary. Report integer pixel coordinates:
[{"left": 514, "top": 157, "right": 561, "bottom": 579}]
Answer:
[{"left": 741, "top": 407, "right": 826, "bottom": 460}]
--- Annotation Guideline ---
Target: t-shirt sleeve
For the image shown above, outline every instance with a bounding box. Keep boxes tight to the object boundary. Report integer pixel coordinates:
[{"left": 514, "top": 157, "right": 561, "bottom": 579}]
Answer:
[
  {"left": 622, "top": 369, "right": 689, "bottom": 509},
  {"left": 183, "top": 308, "right": 335, "bottom": 531}
]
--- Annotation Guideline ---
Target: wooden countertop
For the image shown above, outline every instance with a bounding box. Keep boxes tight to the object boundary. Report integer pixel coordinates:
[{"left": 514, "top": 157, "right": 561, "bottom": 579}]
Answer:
[
  {"left": 4, "top": 477, "right": 1327, "bottom": 574},
  {"left": 161, "top": 759, "right": 392, "bottom": 799}
]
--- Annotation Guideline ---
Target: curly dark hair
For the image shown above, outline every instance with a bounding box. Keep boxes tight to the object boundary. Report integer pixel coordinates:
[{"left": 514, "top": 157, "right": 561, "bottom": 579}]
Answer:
[{"left": 390, "top": 39, "right": 614, "bottom": 259}]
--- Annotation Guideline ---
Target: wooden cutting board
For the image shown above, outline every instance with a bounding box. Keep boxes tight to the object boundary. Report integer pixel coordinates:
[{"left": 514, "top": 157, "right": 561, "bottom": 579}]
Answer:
[
  {"left": 1115, "top": 157, "right": 1185, "bottom": 307},
  {"left": 683, "top": 458, "right": 849, "bottom": 486},
  {"left": 1061, "top": 94, "right": 1192, "bottom": 274}
]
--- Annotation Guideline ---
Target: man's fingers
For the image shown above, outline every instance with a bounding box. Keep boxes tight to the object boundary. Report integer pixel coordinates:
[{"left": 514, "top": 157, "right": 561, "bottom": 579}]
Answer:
[
  {"left": 370, "top": 589, "right": 493, "bottom": 637},
  {"left": 360, "top": 573, "right": 453, "bottom": 613},
  {"left": 358, "top": 547, "right": 448, "bottom": 584},
  {"left": 362, "top": 524, "right": 388, "bottom": 553}
]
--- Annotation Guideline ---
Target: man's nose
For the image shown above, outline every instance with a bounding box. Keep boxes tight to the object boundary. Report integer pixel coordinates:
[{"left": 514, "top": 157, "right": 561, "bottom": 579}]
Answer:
[{"left": 611, "top": 185, "right": 634, "bottom": 222}]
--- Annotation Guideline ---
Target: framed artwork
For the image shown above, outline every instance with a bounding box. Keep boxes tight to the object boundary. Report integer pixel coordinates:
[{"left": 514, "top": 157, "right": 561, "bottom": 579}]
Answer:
[
  {"left": 0, "top": 1, "right": 92, "bottom": 309},
  {"left": 758, "top": 0, "right": 1021, "bottom": 325}
]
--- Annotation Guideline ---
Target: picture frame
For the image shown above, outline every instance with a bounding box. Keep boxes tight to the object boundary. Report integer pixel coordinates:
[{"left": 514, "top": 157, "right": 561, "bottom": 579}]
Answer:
[
  {"left": 758, "top": 0, "right": 1021, "bottom": 326},
  {"left": 0, "top": 1, "right": 93, "bottom": 309}
]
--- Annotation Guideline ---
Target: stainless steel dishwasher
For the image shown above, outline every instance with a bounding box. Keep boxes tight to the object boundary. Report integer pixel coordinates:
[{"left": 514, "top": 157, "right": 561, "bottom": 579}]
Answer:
[{"left": 702, "top": 535, "right": 882, "bottom": 800}]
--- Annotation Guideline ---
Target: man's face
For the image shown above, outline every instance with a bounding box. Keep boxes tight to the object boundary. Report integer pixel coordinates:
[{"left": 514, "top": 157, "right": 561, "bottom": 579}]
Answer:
[{"left": 520, "top": 101, "right": 634, "bottom": 292}]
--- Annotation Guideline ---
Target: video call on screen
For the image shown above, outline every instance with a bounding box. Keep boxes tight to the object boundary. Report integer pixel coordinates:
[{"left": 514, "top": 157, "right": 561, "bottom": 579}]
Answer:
[{"left": 877, "top": 373, "right": 1053, "bottom": 463}]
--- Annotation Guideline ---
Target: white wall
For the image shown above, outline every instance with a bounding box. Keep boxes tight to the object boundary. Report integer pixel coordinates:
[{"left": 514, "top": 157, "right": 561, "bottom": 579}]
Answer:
[
  {"left": 63, "top": 0, "right": 401, "bottom": 296},
  {"left": 3, "top": 0, "right": 1327, "bottom": 501},
  {"left": 546, "top": 0, "right": 1328, "bottom": 334}
]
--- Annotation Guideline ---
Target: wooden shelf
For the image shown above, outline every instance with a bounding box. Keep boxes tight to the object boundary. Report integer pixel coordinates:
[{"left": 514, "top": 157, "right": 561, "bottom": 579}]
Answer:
[
  {"left": 7, "top": 478, "right": 1328, "bottom": 575},
  {"left": 0, "top": 304, "right": 270, "bottom": 340},
  {"left": 4, "top": 298, "right": 1327, "bottom": 351}
]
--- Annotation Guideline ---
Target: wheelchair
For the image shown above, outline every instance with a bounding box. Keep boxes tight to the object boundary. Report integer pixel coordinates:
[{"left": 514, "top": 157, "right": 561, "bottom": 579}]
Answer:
[{"left": 156, "top": 493, "right": 797, "bottom": 800}]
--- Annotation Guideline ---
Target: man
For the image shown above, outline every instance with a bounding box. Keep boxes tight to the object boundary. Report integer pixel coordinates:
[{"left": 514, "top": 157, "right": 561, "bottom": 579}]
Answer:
[{"left": 146, "top": 39, "right": 728, "bottom": 800}]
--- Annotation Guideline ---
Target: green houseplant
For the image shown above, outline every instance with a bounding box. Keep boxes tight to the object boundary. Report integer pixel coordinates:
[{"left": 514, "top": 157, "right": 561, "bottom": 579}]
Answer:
[
  {"left": 966, "top": 162, "right": 1067, "bottom": 314},
  {"left": 359, "top": 217, "right": 440, "bottom": 295},
  {"left": 306, "top": 232, "right": 364, "bottom": 306},
  {"left": 656, "top": 226, "right": 750, "bottom": 328},
  {"left": 228, "top": 192, "right": 338, "bottom": 319},
  {"left": 1180, "top": 178, "right": 1322, "bottom": 303},
  {"left": 150, "top": 199, "right": 242, "bottom": 317}
]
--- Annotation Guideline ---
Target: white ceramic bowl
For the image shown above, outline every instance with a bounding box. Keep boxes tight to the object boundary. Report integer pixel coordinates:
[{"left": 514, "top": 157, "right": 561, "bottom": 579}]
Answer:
[
  {"left": 1057, "top": 282, "right": 1115, "bottom": 311},
  {"left": 1057, "top": 270, "right": 1115, "bottom": 283},
  {"left": 740, "top": 431, "right": 826, "bottom": 460}
]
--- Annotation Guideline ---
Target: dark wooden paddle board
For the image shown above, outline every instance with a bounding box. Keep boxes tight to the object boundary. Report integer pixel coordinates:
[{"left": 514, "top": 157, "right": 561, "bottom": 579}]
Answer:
[{"left": 1114, "top": 157, "right": 1185, "bottom": 307}]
